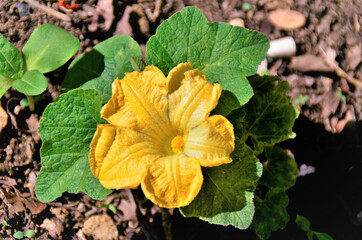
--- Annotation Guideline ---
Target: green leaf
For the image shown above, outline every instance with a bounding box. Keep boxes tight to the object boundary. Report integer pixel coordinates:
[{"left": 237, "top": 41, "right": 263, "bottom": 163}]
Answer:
[
  {"left": 12, "top": 70, "right": 47, "bottom": 96},
  {"left": 212, "top": 90, "right": 241, "bottom": 116},
  {"left": 314, "top": 231, "right": 334, "bottom": 240},
  {"left": 22, "top": 24, "right": 79, "bottom": 73},
  {"left": 237, "top": 75, "right": 299, "bottom": 147},
  {"left": 251, "top": 188, "right": 290, "bottom": 239},
  {"left": 108, "top": 204, "right": 117, "bottom": 214},
  {"left": 146, "top": 6, "right": 269, "bottom": 107},
  {"left": 2, "top": 220, "right": 9, "bottom": 230},
  {"left": 181, "top": 142, "right": 262, "bottom": 229},
  {"left": 296, "top": 215, "right": 334, "bottom": 240},
  {"left": 13, "top": 231, "right": 24, "bottom": 239},
  {"left": 24, "top": 229, "right": 36, "bottom": 238},
  {"left": 295, "top": 215, "right": 311, "bottom": 232},
  {"left": 0, "top": 74, "right": 14, "bottom": 98},
  {"left": 0, "top": 34, "right": 23, "bottom": 78},
  {"left": 62, "top": 35, "right": 141, "bottom": 103},
  {"left": 307, "top": 231, "right": 314, "bottom": 240},
  {"left": 35, "top": 89, "right": 112, "bottom": 202},
  {"left": 260, "top": 146, "right": 299, "bottom": 190},
  {"left": 61, "top": 50, "right": 105, "bottom": 90}
]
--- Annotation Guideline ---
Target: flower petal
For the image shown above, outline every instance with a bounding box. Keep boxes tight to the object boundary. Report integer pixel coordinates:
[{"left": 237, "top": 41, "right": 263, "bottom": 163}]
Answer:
[
  {"left": 184, "top": 115, "right": 235, "bottom": 167},
  {"left": 101, "top": 66, "right": 171, "bottom": 138},
  {"left": 167, "top": 64, "right": 222, "bottom": 130},
  {"left": 141, "top": 154, "right": 203, "bottom": 208},
  {"left": 89, "top": 124, "right": 160, "bottom": 189},
  {"left": 166, "top": 62, "right": 194, "bottom": 93}
]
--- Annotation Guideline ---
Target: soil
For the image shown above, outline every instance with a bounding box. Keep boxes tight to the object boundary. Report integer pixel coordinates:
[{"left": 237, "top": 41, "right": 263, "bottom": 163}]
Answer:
[{"left": 1, "top": 0, "right": 362, "bottom": 239}]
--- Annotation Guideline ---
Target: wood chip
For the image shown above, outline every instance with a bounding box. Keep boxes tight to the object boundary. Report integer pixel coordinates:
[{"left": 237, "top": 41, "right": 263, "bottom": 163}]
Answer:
[
  {"left": 268, "top": 9, "right": 306, "bottom": 30},
  {"left": 229, "top": 18, "right": 245, "bottom": 27},
  {"left": 0, "top": 105, "right": 8, "bottom": 133},
  {"left": 82, "top": 214, "right": 118, "bottom": 240}
]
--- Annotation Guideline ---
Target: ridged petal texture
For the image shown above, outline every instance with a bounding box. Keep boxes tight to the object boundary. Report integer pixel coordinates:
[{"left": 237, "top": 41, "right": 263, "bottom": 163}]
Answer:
[{"left": 89, "top": 63, "right": 235, "bottom": 208}]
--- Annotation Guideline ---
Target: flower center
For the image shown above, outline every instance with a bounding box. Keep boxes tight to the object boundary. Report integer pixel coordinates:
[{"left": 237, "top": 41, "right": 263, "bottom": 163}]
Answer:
[{"left": 171, "top": 136, "right": 184, "bottom": 153}]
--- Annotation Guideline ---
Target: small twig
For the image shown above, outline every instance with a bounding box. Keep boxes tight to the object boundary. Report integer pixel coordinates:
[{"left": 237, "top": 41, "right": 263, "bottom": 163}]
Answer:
[
  {"left": 22, "top": 0, "right": 71, "bottom": 22},
  {"left": 318, "top": 46, "right": 362, "bottom": 89}
]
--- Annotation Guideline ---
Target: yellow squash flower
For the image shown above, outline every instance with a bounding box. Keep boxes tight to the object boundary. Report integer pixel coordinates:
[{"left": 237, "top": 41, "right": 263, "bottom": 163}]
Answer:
[{"left": 89, "top": 63, "right": 235, "bottom": 208}]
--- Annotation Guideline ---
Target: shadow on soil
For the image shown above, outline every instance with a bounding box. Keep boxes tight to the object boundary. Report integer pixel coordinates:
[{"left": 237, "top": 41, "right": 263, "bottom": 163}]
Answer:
[{"left": 171, "top": 116, "right": 362, "bottom": 240}]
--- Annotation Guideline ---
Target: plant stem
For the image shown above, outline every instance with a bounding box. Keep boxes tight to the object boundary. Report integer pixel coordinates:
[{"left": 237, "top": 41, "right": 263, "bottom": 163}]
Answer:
[
  {"left": 240, "top": 131, "right": 249, "bottom": 143},
  {"left": 27, "top": 95, "right": 35, "bottom": 111},
  {"left": 161, "top": 208, "right": 173, "bottom": 240}
]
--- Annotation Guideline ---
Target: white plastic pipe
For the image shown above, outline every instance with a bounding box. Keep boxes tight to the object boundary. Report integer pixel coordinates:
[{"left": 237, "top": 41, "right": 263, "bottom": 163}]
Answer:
[{"left": 267, "top": 36, "right": 296, "bottom": 58}]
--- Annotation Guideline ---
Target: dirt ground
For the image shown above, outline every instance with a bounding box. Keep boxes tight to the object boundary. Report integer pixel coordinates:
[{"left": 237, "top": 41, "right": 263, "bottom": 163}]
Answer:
[{"left": 0, "top": 0, "right": 361, "bottom": 239}]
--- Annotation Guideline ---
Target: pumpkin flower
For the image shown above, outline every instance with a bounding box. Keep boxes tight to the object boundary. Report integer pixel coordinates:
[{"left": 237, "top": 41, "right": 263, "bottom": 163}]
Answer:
[{"left": 89, "top": 63, "right": 235, "bottom": 208}]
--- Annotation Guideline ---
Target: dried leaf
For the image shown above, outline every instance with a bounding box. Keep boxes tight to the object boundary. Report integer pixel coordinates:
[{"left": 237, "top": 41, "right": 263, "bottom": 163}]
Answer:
[
  {"left": 346, "top": 44, "right": 361, "bottom": 70},
  {"left": 24, "top": 200, "right": 47, "bottom": 215},
  {"left": 40, "top": 218, "right": 62, "bottom": 239},
  {"left": 289, "top": 54, "right": 334, "bottom": 72}
]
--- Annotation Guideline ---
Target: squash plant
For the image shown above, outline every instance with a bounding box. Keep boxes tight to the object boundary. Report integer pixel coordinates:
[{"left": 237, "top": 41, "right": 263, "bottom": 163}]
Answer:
[{"left": 34, "top": 7, "right": 299, "bottom": 239}]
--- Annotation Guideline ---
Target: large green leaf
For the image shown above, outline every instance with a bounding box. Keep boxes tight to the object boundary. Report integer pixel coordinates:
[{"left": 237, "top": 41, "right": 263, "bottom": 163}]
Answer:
[
  {"left": 251, "top": 189, "right": 290, "bottom": 239},
  {"left": 62, "top": 35, "right": 141, "bottom": 103},
  {"left": 212, "top": 90, "right": 241, "bottom": 116},
  {"left": 22, "top": 24, "right": 79, "bottom": 73},
  {"left": 61, "top": 50, "right": 105, "bottom": 90},
  {"left": 0, "top": 34, "right": 23, "bottom": 79},
  {"left": 35, "top": 89, "right": 111, "bottom": 202},
  {"left": 12, "top": 70, "right": 48, "bottom": 96},
  {"left": 0, "top": 74, "right": 14, "bottom": 98},
  {"left": 232, "top": 75, "right": 298, "bottom": 148},
  {"left": 259, "top": 146, "right": 299, "bottom": 190},
  {"left": 146, "top": 6, "right": 269, "bottom": 108},
  {"left": 181, "top": 142, "right": 262, "bottom": 229}
]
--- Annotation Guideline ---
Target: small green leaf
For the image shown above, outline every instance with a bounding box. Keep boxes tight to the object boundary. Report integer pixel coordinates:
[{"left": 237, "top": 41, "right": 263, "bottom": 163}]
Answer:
[
  {"left": 181, "top": 142, "right": 262, "bottom": 229},
  {"left": 35, "top": 89, "right": 112, "bottom": 202},
  {"left": 314, "top": 231, "right": 334, "bottom": 240},
  {"left": 146, "top": 6, "right": 269, "bottom": 108},
  {"left": 62, "top": 35, "right": 141, "bottom": 103},
  {"left": 295, "top": 215, "right": 311, "bottom": 232},
  {"left": 108, "top": 204, "right": 117, "bottom": 214},
  {"left": 13, "top": 231, "right": 24, "bottom": 239},
  {"left": 0, "top": 74, "right": 13, "bottom": 98},
  {"left": 22, "top": 24, "right": 79, "bottom": 73},
  {"left": 20, "top": 98, "right": 29, "bottom": 107},
  {"left": 251, "top": 189, "right": 290, "bottom": 239},
  {"left": 130, "top": 56, "right": 146, "bottom": 72},
  {"left": 2, "top": 220, "right": 9, "bottom": 230},
  {"left": 237, "top": 75, "right": 299, "bottom": 147},
  {"left": 0, "top": 34, "right": 23, "bottom": 78},
  {"left": 24, "top": 229, "right": 36, "bottom": 238},
  {"left": 260, "top": 146, "right": 299, "bottom": 190},
  {"left": 12, "top": 70, "right": 47, "bottom": 96}
]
